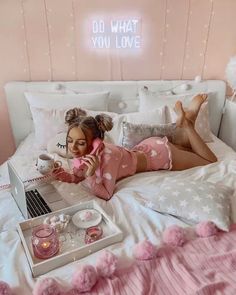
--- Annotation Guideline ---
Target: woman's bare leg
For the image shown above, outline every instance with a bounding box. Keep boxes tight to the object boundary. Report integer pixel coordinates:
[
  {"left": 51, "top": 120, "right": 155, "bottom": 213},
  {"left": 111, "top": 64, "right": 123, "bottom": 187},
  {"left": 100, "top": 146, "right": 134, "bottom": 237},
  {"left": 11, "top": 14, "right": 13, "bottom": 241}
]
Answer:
[
  {"left": 169, "top": 104, "right": 217, "bottom": 171},
  {"left": 171, "top": 94, "right": 208, "bottom": 148},
  {"left": 169, "top": 142, "right": 212, "bottom": 170}
]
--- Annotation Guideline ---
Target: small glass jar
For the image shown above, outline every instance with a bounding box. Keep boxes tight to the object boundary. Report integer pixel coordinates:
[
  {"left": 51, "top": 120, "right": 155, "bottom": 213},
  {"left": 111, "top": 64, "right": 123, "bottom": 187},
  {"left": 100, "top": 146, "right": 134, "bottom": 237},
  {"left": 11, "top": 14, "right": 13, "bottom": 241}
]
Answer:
[
  {"left": 31, "top": 224, "right": 59, "bottom": 259},
  {"left": 85, "top": 226, "right": 103, "bottom": 244}
]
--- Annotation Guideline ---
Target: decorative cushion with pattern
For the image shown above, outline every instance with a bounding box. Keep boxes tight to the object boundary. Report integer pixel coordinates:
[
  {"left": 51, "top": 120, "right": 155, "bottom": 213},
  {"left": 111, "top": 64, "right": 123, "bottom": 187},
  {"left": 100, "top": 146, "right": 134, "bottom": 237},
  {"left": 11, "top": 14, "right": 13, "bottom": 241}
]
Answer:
[{"left": 135, "top": 178, "right": 232, "bottom": 231}]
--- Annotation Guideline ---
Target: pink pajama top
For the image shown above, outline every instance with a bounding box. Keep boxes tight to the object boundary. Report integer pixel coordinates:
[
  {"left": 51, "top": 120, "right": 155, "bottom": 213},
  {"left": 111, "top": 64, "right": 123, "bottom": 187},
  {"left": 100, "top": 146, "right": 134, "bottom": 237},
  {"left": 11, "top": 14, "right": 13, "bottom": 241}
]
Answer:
[
  {"left": 53, "top": 143, "right": 137, "bottom": 200},
  {"left": 53, "top": 137, "right": 172, "bottom": 200}
]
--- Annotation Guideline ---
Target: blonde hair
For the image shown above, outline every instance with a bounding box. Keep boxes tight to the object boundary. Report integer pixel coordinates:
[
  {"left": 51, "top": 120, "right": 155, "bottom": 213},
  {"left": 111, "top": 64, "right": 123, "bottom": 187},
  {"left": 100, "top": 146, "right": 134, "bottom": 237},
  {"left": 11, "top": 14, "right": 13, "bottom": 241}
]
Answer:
[
  {"left": 65, "top": 107, "right": 113, "bottom": 156},
  {"left": 65, "top": 107, "right": 113, "bottom": 139}
]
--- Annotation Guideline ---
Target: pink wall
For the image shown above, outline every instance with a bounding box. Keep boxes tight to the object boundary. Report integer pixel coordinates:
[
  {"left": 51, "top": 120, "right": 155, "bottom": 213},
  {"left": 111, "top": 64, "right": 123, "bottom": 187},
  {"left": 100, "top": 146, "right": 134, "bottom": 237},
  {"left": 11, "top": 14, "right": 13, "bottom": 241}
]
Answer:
[{"left": 0, "top": 0, "right": 236, "bottom": 164}]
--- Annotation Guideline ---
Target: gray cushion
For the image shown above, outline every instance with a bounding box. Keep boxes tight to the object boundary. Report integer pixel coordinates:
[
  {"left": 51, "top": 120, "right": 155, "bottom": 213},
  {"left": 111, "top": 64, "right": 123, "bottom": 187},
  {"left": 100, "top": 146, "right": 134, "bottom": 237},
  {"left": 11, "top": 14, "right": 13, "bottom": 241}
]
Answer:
[
  {"left": 121, "top": 121, "right": 176, "bottom": 149},
  {"left": 135, "top": 178, "right": 232, "bottom": 231}
]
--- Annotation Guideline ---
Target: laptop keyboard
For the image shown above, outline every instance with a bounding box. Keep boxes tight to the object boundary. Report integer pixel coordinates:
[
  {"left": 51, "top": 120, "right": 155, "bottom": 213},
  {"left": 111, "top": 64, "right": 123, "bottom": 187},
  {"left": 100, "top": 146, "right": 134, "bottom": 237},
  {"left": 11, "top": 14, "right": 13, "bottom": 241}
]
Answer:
[{"left": 26, "top": 189, "right": 52, "bottom": 218}]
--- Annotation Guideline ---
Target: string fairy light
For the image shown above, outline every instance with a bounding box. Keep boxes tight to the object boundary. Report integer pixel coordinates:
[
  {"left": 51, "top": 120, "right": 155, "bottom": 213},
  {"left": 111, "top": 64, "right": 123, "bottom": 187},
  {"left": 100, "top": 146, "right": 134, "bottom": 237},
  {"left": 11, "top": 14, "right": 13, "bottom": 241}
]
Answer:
[
  {"left": 180, "top": 0, "right": 191, "bottom": 79},
  {"left": 119, "top": 55, "right": 124, "bottom": 81},
  {"left": 159, "top": 0, "right": 192, "bottom": 91},
  {"left": 103, "top": 30, "right": 113, "bottom": 81},
  {"left": 159, "top": 0, "right": 168, "bottom": 79},
  {"left": 71, "top": 0, "right": 78, "bottom": 79},
  {"left": 21, "top": 0, "right": 31, "bottom": 80},
  {"left": 43, "top": 0, "right": 53, "bottom": 81},
  {"left": 201, "top": 0, "right": 214, "bottom": 79},
  {"left": 107, "top": 37, "right": 113, "bottom": 80}
]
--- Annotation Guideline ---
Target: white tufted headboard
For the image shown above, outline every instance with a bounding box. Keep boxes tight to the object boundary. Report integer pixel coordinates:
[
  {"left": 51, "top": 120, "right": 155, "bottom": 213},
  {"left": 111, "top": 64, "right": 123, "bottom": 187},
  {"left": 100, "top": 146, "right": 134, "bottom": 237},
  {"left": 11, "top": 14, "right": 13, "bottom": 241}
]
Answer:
[{"left": 4, "top": 80, "right": 226, "bottom": 147}]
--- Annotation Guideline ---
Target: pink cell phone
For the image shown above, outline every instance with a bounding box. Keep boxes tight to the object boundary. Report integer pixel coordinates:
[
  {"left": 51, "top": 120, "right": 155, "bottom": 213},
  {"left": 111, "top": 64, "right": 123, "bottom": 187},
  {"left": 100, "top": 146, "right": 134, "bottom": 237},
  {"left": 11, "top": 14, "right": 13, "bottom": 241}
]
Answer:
[
  {"left": 89, "top": 138, "right": 104, "bottom": 156},
  {"left": 73, "top": 138, "right": 104, "bottom": 172}
]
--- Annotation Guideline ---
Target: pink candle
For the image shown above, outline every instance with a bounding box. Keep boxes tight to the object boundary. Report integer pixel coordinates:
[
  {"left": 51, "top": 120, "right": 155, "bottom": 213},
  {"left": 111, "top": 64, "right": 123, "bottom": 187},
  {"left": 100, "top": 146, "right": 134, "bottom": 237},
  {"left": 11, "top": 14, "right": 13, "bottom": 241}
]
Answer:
[
  {"left": 85, "top": 226, "right": 103, "bottom": 244},
  {"left": 31, "top": 224, "right": 59, "bottom": 259}
]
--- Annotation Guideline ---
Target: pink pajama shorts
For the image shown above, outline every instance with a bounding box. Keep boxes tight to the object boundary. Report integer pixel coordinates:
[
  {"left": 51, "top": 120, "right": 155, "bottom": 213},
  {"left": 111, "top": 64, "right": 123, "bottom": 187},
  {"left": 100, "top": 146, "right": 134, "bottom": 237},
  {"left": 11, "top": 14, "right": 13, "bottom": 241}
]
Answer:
[{"left": 132, "top": 136, "right": 172, "bottom": 171}]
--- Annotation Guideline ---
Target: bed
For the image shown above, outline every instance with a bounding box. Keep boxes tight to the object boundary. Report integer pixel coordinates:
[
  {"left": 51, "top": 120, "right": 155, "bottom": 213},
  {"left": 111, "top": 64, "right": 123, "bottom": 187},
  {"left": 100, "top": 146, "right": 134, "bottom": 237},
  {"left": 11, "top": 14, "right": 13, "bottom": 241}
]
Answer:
[{"left": 1, "top": 80, "right": 236, "bottom": 294}]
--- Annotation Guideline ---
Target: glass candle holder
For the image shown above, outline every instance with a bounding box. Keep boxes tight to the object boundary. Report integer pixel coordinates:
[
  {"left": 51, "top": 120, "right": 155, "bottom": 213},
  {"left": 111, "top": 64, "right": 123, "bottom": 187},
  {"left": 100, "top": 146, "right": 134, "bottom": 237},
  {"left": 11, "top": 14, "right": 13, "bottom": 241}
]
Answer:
[
  {"left": 31, "top": 224, "right": 59, "bottom": 259},
  {"left": 85, "top": 226, "right": 103, "bottom": 244}
]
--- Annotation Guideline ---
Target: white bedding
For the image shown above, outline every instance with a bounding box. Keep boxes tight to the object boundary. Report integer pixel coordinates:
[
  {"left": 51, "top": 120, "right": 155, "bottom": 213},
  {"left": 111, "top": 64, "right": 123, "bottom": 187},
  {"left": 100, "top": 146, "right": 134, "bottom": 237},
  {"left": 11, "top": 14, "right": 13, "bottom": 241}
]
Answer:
[{"left": 0, "top": 133, "right": 236, "bottom": 294}]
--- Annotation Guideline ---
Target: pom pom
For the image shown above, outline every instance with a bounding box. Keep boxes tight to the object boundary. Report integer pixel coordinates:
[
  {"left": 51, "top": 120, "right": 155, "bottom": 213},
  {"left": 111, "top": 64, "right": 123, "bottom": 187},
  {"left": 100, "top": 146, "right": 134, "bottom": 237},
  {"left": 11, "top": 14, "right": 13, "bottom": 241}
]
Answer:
[
  {"left": 195, "top": 221, "right": 218, "bottom": 237},
  {"left": 54, "top": 83, "right": 65, "bottom": 91},
  {"left": 118, "top": 102, "right": 126, "bottom": 110},
  {"left": 133, "top": 240, "right": 156, "bottom": 260},
  {"left": 194, "top": 75, "right": 202, "bottom": 83},
  {"left": 163, "top": 225, "right": 186, "bottom": 247},
  {"left": 166, "top": 90, "right": 173, "bottom": 95},
  {"left": 33, "top": 278, "right": 63, "bottom": 295},
  {"left": 96, "top": 250, "right": 118, "bottom": 277},
  {"left": 0, "top": 281, "right": 13, "bottom": 295},
  {"left": 72, "top": 265, "right": 98, "bottom": 293},
  {"left": 180, "top": 83, "right": 190, "bottom": 91}
]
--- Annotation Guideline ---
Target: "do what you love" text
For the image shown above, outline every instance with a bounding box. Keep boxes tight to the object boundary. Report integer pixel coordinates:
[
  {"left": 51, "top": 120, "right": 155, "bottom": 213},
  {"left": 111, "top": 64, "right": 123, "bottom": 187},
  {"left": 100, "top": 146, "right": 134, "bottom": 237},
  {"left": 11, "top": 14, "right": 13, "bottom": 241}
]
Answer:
[{"left": 91, "top": 19, "right": 141, "bottom": 49}]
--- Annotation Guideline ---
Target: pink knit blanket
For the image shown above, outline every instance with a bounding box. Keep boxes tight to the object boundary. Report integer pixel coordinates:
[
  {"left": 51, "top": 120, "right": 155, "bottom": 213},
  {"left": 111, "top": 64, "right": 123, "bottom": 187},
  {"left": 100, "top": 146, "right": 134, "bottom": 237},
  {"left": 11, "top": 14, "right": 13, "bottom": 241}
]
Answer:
[{"left": 89, "top": 224, "right": 236, "bottom": 295}]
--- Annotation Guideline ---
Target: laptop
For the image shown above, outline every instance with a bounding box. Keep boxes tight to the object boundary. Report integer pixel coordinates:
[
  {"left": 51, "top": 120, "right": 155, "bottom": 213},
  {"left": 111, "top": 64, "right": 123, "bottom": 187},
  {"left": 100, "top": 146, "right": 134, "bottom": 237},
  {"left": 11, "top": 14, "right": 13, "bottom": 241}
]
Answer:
[{"left": 8, "top": 160, "right": 69, "bottom": 219}]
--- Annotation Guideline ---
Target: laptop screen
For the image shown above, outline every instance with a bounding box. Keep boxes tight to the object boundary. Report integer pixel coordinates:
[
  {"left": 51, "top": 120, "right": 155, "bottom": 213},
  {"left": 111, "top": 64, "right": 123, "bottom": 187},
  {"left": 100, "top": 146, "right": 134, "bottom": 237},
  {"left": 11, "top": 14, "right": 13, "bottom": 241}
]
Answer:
[{"left": 7, "top": 161, "right": 28, "bottom": 219}]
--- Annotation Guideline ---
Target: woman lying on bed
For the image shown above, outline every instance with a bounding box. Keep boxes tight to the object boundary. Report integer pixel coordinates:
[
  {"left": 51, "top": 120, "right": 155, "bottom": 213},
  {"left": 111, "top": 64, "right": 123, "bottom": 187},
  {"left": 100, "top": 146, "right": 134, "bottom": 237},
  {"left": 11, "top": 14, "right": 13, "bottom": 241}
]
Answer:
[{"left": 52, "top": 94, "right": 217, "bottom": 200}]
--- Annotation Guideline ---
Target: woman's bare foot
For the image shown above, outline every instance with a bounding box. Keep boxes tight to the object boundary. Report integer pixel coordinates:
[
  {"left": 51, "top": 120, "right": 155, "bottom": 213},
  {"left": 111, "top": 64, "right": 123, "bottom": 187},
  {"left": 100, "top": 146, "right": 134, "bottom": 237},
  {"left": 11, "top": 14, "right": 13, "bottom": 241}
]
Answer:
[
  {"left": 185, "top": 94, "right": 208, "bottom": 123},
  {"left": 171, "top": 101, "right": 191, "bottom": 148},
  {"left": 172, "top": 101, "right": 193, "bottom": 148},
  {"left": 172, "top": 95, "right": 207, "bottom": 148},
  {"left": 174, "top": 101, "right": 192, "bottom": 128}
]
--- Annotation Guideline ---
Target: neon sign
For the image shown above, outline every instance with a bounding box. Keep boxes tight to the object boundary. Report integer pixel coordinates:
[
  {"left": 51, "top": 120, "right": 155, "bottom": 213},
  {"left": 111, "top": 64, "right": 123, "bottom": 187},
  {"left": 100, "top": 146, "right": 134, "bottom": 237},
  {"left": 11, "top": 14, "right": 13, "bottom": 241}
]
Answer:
[{"left": 90, "top": 19, "right": 141, "bottom": 50}]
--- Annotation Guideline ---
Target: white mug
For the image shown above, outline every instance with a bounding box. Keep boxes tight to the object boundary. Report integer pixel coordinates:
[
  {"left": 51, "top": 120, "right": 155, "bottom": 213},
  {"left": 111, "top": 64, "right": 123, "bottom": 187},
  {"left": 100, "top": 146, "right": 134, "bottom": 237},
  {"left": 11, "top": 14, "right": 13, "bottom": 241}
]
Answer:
[{"left": 36, "top": 154, "right": 62, "bottom": 175}]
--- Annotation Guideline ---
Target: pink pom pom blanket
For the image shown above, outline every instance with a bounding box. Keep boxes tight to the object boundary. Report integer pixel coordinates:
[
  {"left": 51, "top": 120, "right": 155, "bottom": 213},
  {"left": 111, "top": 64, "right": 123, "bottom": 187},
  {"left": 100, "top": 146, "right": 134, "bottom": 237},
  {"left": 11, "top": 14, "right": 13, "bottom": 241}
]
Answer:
[{"left": 88, "top": 224, "right": 236, "bottom": 294}]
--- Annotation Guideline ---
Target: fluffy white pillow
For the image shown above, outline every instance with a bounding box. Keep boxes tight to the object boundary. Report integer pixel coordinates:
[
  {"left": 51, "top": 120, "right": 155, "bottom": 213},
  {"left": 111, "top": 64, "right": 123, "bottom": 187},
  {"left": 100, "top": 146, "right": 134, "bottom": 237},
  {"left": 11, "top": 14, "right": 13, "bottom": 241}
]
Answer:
[
  {"left": 139, "top": 87, "right": 213, "bottom": 142},
  {"left": 25, "top": 91, "right": 110, "bottom": 111}
]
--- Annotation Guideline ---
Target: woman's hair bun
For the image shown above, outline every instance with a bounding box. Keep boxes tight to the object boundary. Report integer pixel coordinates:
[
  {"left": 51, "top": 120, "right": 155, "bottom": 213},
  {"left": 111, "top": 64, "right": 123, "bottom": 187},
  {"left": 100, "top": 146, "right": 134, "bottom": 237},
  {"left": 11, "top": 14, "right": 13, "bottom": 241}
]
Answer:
[
  {"left": 95, "top": 113, "right": 113, "bottom": 132},
  {"left": 65, "top": 107, "right": 87, "bottom": 125}
]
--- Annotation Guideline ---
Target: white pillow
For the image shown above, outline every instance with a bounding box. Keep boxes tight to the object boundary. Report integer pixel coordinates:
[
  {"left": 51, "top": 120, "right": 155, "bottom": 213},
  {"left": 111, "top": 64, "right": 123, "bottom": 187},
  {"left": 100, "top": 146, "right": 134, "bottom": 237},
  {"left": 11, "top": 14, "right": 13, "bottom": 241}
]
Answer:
[
  {"left": 25, "top": 91, "right": 110, "bottom": 111},
  {"left": 139, "top": 87, "right": 213, "bottom": 142},
  {"left": 108, "top": 107, "right": 167, "bottom": 145},
  {"left": 47, "top": 132, "right": 69, "bottom": 158},
  {"left": 30, "top": 107, "right": 67, "bottom": 148},
  {"left": 29, "top": 106, "right": 117, "bottom": 148},
  {"left": 139, "top": 87, "right": 196, "bottom": 112},
  {"left": 167, "top": 102, "right": 212, "bottom": 142}
]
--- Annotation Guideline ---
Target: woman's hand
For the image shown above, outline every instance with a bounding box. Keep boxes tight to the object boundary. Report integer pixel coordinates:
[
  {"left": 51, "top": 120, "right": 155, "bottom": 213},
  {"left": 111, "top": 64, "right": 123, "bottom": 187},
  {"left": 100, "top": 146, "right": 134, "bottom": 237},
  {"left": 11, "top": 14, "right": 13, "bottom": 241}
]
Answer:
[
  {"left": 82, "top": 154, "right": 100, "bottom": 177},
  {"left": 51, "top": 161, "right": 63, "bottom": 179}
]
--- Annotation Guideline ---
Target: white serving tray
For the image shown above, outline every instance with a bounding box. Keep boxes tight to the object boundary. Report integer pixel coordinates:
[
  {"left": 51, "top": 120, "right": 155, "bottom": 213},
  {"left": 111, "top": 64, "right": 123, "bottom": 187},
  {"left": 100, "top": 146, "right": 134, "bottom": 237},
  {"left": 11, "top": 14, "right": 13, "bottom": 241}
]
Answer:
[{"left": 17, "top": 200, "right": 123, "bottom": 277}]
